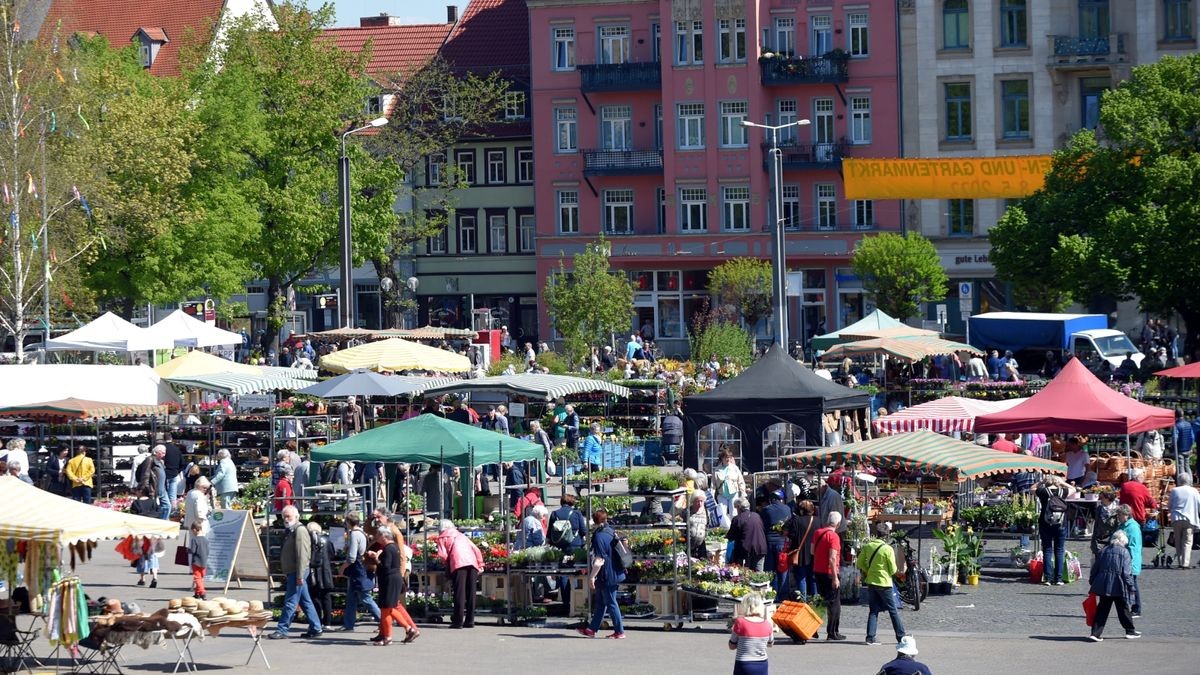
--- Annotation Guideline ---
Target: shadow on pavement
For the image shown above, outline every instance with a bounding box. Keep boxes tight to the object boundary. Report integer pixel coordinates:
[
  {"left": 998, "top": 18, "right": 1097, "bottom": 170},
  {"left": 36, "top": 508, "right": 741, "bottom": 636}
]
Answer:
[{"left": 1028, "top": 635, "right": 1090, "bottom": 642}]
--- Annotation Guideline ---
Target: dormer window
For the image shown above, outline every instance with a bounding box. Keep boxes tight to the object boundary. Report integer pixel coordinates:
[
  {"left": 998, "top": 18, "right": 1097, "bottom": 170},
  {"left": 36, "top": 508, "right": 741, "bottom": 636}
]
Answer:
[
  {"left": 131, "top": 27, "right": 168, "bottom": 70},
  {"left": 139, "top": 43, "right": 151, "bottom": 68}
]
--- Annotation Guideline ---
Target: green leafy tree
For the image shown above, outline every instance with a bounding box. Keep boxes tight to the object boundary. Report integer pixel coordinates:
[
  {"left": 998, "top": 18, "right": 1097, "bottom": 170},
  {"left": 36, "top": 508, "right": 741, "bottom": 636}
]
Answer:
[
  {"left": 989, "top": 54, "right": 1200, "bottom": 356},
  {"left": 850, "top": 232, "right": 947, "bottom": 321},
  {"left": 706, "top": 258, "right": 773, "bottom": 327},
  {"left": 688, "top": 300, "right": 754, "bottom": 366},
  {"left": 542, "top": 238, "right": 635, "bottom": 365}
]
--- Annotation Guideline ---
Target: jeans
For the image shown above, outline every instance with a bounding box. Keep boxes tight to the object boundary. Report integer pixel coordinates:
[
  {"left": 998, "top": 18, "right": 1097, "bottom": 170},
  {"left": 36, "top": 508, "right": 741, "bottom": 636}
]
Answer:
[
  {"left": 158, "top": 494, "right": 171, "bottom": 520},
  {"left": 276, "top": 572, "right": 322, "bottom": 635},
  {"left": 792, "top": 563, "right": 816, "bottom": 600},
  {"left": 1040, "top": 523, "right": 1068, "bottom": 583},
  {"left": 865, "top": 584, "right": 906, "bottom": 642},
  {"left": 217, "top": 492, "right": 237, "bottom": 509},
  {"left": 1092, "top": 594, "right": 1136, "bottom": 637},
  {"left": 342, "top": 567, "right": 381, "bottom": 629},
  {"left": 1130, "top": 575, "right": 1141, "bottom": 614},
  {"left": 71, "top": 486, "right": 93, "bottom": 504},
  {"left": 168, "top": 472, "right": 185, "bottom": 500},
  {"left": 589, "top": 583, "right": 624, "bottom": 634}
]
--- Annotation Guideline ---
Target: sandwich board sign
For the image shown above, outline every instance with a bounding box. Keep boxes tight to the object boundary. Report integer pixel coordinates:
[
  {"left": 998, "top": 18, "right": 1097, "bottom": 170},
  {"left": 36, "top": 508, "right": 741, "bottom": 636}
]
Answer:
[{"left": 204, "top": 509, "right": 270, "bottom": 594}]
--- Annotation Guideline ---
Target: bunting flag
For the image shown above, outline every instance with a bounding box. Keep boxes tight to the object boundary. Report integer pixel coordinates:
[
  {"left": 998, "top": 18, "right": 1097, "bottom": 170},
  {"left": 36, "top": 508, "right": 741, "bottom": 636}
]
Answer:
[
  {"left": 76, "top": 105, "right": 89, "bottom": 130},
  {"left": 80, "top": 195, "right": 91, "bottom": 218},
  {"left": 50, "top": 249, "right": 57, "bottom": 263},
  {"left": 71, "top": 185, "right": 80, "bottom": 202},
  {"left": 61, "top": 290, "right": 73, "bottom": 310},
  {"left": 54, "top": 68, "right": 64, "bottom": 83},
  {"left": 25, "top": 172, "right": 37, "bottom": 199},
  {"left": 30, "top": 232, "right": 37, "bottom": 251},
  {"left": 2, "top": 183, "right": 9, "bottom": 205},
  {"left": 49, "top": 111, "right": 56, "bottom": 132}
]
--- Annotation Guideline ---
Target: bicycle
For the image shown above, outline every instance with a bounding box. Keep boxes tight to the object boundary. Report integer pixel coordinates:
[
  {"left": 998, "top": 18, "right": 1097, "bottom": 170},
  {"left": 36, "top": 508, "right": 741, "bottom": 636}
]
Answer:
[{"left": 891, "top": 530, "right": 929, "bottom": 611}]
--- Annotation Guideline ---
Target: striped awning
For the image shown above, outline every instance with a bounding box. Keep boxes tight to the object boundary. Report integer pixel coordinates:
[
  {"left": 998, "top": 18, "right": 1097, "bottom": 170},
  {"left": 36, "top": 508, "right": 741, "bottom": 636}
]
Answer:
[
  {"left": 821, "top": 335, "right": 982, "bottom": 362},
  {"left": 779, "top": 429, "right": 1067, "bottom": 481},
  {"left": 421, "top": 374, "right": 632, "bottom": 401},
  {"left": 0, "top": 475, "right": 180, "bottom": 545},
  {"left": 165, "top": 372, "right": 316, "bottom": 395},
  {"left": 873, "top": 397, "right": 1028, "bottom": 435},
  {"left": 0, "top": 398, "right": 168, "bottom": 421}
]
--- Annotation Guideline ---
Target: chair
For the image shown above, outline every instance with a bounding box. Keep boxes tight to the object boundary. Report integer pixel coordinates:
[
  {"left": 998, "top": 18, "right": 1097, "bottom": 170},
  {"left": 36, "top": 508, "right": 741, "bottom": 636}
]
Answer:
[
  {"left": 74, "top": 630, "right": 125, "bottom": 675},
  {"left": 0, "top": 614, "right": 40, "bottom": 674}
]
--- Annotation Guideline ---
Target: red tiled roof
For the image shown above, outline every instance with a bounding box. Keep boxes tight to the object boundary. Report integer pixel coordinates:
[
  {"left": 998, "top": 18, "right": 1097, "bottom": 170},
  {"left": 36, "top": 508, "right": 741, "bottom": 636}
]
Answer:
[
  {"left": 441, "top": 0, "right": 529, "bottom": 75},
  {"left": 135, "top": 27, "right": 169, "bottom": 42},
  {"left": 39, "top": 0, "right": 226, "bottom": 77},
  {"left": 322, "top": 23, "right": 454, "bottom": 80}
]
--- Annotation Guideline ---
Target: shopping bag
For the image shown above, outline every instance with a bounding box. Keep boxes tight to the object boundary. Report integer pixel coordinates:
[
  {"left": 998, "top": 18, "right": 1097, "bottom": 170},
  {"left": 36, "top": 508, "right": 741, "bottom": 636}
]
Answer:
[
  {"left": 1028, "top": 559, "right": 1044, "bottom": 584},
  {"left": 115, "top": 536, "right": 138, "bottom": 562},
  {"left": 1083, "top": 593, "right": 1098, "bottom": 627},
  {"left": 175, "top": 545, "right": 190, "bottom": 567}
]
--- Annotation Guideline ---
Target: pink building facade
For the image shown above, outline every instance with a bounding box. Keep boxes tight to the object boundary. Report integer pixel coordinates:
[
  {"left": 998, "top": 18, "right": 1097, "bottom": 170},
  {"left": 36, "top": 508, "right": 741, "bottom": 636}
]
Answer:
[{"left": 528, "top": 0, "right": 901, "bottom": 356}]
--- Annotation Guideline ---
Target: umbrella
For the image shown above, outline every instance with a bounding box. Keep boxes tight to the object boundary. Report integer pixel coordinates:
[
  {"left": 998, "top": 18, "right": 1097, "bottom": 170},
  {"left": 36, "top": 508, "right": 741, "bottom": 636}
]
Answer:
[
  {"left": 155, "top": 350, "right": 261, "bottom": 378},
  {"left": 0, "top": 398, "right": 169, "bottom": 422},
  {"left": 319, "top": 338, "right": 472, "bottom": 374},
  {"left": 297, "top": 370, "right": 457, "bottom": 398},
  {"left": 311, "top": 413, "right": 543, "bottom": 466},
  {"left": 821, "top": 335, "right": 981, "bottom": 362},
  {"left": 873, "top": 396, "right": 1028, "bottom": 435}
]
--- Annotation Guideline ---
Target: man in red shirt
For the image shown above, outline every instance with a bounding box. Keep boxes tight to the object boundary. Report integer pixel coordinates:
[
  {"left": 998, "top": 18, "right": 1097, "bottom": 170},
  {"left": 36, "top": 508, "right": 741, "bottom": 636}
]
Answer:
[
  {"left": 1118, "top": 468, "right": 1157, "bottom": 524},
  {"left": 813, "top": 511, "right": 845, "bottom": 641},
  {"left": 991, "top": 433, "right": 1020, "bottom": 453}
]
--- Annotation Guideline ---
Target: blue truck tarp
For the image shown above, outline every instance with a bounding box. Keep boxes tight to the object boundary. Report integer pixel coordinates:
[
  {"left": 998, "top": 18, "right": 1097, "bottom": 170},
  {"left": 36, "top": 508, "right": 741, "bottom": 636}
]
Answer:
[{"left": 969, "top": 313, "right": 1107, "bottom": 353}]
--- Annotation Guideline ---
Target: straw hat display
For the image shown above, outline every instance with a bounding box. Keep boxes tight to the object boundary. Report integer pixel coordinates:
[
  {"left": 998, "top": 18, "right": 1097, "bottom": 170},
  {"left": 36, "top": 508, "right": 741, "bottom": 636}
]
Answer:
[{"left": 168, "top": 599, "right": 182, "bottom": 610}]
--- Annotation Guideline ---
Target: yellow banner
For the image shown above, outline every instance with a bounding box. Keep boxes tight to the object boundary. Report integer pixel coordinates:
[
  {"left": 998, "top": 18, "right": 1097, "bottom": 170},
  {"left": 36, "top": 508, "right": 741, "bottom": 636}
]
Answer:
[{"left": 843, "top": 156, "right": 1053, "bottom": 199}]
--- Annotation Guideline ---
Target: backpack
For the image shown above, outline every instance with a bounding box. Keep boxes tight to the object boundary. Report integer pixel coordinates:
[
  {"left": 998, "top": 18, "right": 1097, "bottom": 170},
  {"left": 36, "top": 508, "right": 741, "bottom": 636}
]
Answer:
[
  {"left": 1043, "top": 488, "right": 1068, "bottom": 526},
  {"left": 609, "top": 527, "right": 633, "bottom": 571},
  {"left": 549, "top": 513, "right": 576, "bottom": 549}
]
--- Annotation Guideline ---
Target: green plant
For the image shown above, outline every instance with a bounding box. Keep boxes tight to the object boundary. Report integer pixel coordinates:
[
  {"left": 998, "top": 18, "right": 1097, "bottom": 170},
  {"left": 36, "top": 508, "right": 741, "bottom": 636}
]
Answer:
[
  {"left": 688, "top": 319, "right": 754, "bottom": 368},
  {"left": 238, "top": 476, "right": 271, "bottom": 512},
  {"left": 628, "top": 467, "right": 660, "bottom": 492}
]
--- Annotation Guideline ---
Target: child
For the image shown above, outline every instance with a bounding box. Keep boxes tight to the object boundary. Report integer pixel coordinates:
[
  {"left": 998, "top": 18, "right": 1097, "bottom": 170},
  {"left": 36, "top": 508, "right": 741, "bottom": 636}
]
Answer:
[
  {"left": 188, "top": 521, "right": 209, "bottom": 600},
  {"left": 136, "top": 536, "right": 159, "bottom": 588}
]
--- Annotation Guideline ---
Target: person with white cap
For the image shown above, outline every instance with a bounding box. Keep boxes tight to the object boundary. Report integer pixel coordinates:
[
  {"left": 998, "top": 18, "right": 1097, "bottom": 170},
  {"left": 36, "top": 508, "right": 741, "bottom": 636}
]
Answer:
[{"left": 877, "top": 635, "right": 932, "bottom": 674}]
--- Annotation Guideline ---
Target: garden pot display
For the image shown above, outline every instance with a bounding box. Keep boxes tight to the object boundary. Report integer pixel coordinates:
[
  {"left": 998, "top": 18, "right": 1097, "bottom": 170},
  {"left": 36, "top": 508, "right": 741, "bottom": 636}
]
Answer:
[{"left": 965, "top": 574, "right": 980, "bottom": 586}]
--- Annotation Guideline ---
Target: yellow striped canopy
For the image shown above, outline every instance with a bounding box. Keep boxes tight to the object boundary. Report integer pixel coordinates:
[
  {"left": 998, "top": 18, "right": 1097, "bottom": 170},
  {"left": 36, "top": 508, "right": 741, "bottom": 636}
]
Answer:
[
  {"left": 778, "top": 429, "right": 1067, "bottom": 481},
  {"left": 0, "top": 475, "right": 180, "bottom": 545},
  {"left": 820, "top": 335, "right": 982, "bottom": 362},
  {"left": 0, "top": 398, "right": 168, "bottom": 422},
  {"left": 319, "top": 338, "right": 472, "bottom": 374},
  {"left": 155, "top": 350, "right": 262, "bottom": 378}
]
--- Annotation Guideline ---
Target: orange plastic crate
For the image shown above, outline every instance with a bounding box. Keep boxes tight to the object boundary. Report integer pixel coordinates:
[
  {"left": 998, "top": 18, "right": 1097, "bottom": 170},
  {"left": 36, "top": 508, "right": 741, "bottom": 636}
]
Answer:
[{"left": 771, "top": 600, "right": 822, "bottom": 640}]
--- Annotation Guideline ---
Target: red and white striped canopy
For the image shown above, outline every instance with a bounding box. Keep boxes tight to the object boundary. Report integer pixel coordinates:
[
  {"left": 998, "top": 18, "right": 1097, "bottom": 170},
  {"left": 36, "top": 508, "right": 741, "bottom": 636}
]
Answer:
[{"left": 873, "top": 396, "right": 1027, "bottom": 436}]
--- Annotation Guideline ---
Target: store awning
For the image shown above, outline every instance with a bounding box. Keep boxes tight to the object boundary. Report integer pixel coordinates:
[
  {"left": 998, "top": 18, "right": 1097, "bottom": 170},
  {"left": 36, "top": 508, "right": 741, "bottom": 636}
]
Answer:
[
  {"left": 0, "top": 475, "right": 180, "bottom": 545},
  {"left": 319, "top": 338, "right": 472, "bottom": 374},
  {"left": 873, "top": 397, "right": 1028, "bottom": 435},
  {"left": 0, "top": 398, "right": 169, "bottom": 422},
  {"left": 421, "top": 373, "right": 632, "bottom": 401},
  {"left": 297, "top": 371, "right": 458, "bottom": 398},
  {"left": 779, "top": 429, "right": 1067, "bottom": 481},
  {"left": 164, "top": 372, "right": 317, "bottom": 395}
]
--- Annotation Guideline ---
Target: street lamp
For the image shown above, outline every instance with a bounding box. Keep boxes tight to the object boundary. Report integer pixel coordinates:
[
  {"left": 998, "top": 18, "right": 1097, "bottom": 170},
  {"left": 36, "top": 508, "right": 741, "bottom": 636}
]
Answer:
[
  {"left": 338, "top": 116, "right": 389, "bottom": 329},
  {"left": 742, "top": 118, "right": 810, "bottom": 349}
]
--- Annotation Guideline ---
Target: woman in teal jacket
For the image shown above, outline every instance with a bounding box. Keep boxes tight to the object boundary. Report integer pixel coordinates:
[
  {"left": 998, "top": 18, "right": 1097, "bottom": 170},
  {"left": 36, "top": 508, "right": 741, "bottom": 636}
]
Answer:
[
  {"left": 1117, "top": 504, "right": 1143, "bottom": 616},
  {"left": 582, "top": 423, "right": 603, "bottom": 472},
  {"left": 210, "top": 449, "right": 239, "bottom": 509}
]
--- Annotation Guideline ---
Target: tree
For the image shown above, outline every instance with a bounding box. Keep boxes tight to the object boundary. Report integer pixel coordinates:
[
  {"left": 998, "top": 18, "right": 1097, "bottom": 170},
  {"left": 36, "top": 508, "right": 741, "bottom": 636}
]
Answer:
[
  {"left": 989, "top": 54, "right": 1200, "bottom": 357},
  {"left": 706, "top": 258, "right": 773, "bottom": 328},
  {"left": 687, "top": 299, "right": 754, "bottom": 367},
  {"left": 186, "top": 1, "right": 402, "bottom": 345},
  {"left": 850, "top": 232, "right": 947, "bottom": 321},
  {"left": 542, "top": 238, "right": 634, "bottom": 365}
]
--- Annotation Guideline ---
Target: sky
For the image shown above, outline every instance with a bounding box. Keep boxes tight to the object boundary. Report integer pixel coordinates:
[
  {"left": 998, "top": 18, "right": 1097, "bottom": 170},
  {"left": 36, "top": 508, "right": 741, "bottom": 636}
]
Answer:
[{"left": 305, "top": 1, "right": 468, "bottom": 28}]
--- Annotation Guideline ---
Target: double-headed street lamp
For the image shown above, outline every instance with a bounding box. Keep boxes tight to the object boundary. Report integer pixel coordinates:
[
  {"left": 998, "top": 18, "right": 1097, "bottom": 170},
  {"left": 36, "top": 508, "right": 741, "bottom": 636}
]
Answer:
[
  {"left": 338, "top": 116, "right": 389, "bottom": 329},
  {"left": 742, "top": 118, "right": 810, "bottom": 350}
]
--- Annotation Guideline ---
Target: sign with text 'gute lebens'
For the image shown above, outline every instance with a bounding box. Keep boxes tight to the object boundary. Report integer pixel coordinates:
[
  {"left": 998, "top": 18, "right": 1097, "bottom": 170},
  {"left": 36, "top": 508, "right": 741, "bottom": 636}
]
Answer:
[
  {"left": 843, "top": 156, "right": 1054, "bottom": 199},
  {"left": 204, "top": 509, "right": 269, "bottom": 593}
]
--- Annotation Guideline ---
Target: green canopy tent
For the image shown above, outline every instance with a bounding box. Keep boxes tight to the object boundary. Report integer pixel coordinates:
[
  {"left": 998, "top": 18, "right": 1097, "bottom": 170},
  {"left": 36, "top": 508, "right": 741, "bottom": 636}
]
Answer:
[
  {"left": 810, "top": 308, "right": 907, "bottom": 352},
  {"left": 311, "top": 413, "right": 544, "bottom": 466}
]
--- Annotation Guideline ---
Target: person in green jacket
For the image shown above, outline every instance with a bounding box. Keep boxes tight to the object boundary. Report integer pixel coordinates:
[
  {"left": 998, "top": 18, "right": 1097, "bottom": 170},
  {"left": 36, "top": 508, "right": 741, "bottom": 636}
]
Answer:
[{"left": 857, "top": 521, "right": 907, "bottom": 646}]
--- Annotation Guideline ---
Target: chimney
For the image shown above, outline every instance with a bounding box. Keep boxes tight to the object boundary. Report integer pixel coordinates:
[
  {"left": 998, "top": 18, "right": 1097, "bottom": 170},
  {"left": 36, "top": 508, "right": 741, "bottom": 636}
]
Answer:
[
  {"left": 359, "top": 13, "right": 403, "bottom": 28},
  {"left": 447, "top": 5, "right": 458, "bottom": 23}
]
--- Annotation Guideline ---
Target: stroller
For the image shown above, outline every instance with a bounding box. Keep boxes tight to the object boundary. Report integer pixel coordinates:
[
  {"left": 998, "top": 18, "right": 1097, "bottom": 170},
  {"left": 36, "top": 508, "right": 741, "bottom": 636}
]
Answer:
[{"left": 1149, "top": 509, "right": 1171, "bottom": 568}]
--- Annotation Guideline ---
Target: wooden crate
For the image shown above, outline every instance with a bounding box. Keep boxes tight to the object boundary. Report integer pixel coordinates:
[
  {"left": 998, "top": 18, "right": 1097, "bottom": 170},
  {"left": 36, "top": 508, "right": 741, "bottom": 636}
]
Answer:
[
  {"left": 481, "top": 573, "right": 508, "bottom": 599},
  {"left": 645, "top": 584, "right": 677, "bottom": 617},
  {"left": 772, "top": 600, "right": 822, "bottom": 641},
  {"left": 568, "top": 577, "right": 590, "bottom": 615},
  {"left": 413, "top": 571, "right": 446, "bottom": 593}
]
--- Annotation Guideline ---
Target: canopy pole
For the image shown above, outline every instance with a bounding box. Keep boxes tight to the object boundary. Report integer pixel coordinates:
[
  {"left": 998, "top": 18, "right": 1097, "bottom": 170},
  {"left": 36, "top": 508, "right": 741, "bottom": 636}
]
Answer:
[
  {"left": 915, "top": 475, "right": 924, "bottom": 612},
  {"left": 439, "top": 446, "right": 445, "bottom": 523},
  {"left": 467, "top": 445, "right": 475, "bottom": 520},
  {"left": 1125, "top": 434, "right": 1131, "bottom": 476}
]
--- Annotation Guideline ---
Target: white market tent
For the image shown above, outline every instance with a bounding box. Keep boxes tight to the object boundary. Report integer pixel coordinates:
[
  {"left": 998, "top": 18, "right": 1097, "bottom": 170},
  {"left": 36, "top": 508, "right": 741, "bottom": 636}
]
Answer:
[
  {"left": 0, "top": 475, "right": 179, "bottom": 544},
  {"left": 142, "top": 309, "right": 242, "bottom": 348},
  {"left": 0, "top": 364, "right": 179, "bottom": 407},
  {"left": 44, "top": 311, "right": 174, "bottom": 352},
  {"left": 421, "top": 373, "right": 632, "bottom": 401}
]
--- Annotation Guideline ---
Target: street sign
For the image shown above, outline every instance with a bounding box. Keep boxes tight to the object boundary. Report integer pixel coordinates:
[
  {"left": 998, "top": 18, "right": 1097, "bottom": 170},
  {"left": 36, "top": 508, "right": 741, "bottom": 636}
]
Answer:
[
  {"left": 936, "top": 304, "right": 947, "bottom": 326},
  {"left": 958, "top": 281, "right": 973, "bottom": 298},
  {"left": 959, "top": 297, "right": 972, "bottom": 312}
]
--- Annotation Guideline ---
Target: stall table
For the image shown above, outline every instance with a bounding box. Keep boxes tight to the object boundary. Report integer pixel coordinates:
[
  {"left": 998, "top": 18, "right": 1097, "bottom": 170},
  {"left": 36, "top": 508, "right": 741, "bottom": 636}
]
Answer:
[{"left": 198, "top": 616, "right": 271, "bottom": 669}]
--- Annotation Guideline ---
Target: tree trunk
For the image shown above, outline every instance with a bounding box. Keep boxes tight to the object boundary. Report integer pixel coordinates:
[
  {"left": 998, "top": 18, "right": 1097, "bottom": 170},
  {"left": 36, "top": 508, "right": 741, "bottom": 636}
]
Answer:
[{"left": 266, "top": 277, "right": 286, "bottom": 359}]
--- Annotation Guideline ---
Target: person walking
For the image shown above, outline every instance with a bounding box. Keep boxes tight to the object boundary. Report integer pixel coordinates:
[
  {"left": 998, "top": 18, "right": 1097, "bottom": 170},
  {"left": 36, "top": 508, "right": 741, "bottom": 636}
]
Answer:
[
  {"left": 858, "top": 522, "right": 906, "bottom": 646},
  {"left": 306, "top": 522, "right": 336, "bottom": 629},
  {"left": 576, "top": 509, "right": 626, "bottom": 639},
  {"left": 1167, "top": 473, "right": 1200, "bottom": 568},
  {"left": 437, "top": 520, "right": 484, "bottom": 629},
  {"left": 879, "top": 636, "right": 933, "bottom": 674},
  {"left": 1088, "top": 529, "right": 1141, "bottom": 642},
  {"left": 187, "top": 521, "right": 209, "bottom": 600},
  {"left": 1036, "top": 476, "right": 1075, "bottom": 585},
  {"left": 1118, "top": 469, "right": 1157, "bottom": 525},
  {"left": 210, "top": 449, "right": 239, "bottom": 509},
  {"left": 727, "top": 592, "right": 773, "bottom": 675},
  {"left": 369, "top": 527, "right": 418, "bottom": 645},
  {"left": 813, "top": 511, "right": 845, "bottom": 641},
  {"left": 787, "top": 500, "right": 819, "bottom": 601},
  {"left": 1116, "top": 504, "right": 1144, "bottom": 618},
  {"left": 65, "top": 445, "right": 95, "bottom": 504},
  {"left": 726, "top": 497, "right": 767, "bottom": 572},
  {"left": 715, "top": 449, "right": 747, "bottom": 520},
  {"left": 183, "top": 477, "right": 213, "bottom": 537},
  {"left": 338, "top": 513, "right": 381, "bottom": 632},
  {"left": 582, "top": 423, "right": 604, "bottom": 473},
  {"left": 269, "top": 505, "right": 324, "bottom": 639},
  {"left": 149, "top": 446, "right": 170, "bottom": 519},
  {"left": 1090, "top": 488, "right": 1120, "bottom": 564}
]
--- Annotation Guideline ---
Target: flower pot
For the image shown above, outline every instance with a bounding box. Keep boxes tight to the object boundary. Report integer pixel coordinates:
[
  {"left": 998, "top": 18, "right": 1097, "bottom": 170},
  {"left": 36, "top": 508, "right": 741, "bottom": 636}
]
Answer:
[{"left": 965, "top": 574, "right": 980, "bottom": 586}]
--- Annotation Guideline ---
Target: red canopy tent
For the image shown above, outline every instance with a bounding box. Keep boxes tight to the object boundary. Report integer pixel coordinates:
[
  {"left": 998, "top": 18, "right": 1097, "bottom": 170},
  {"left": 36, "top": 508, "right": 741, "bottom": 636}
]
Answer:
[
  {"left": 975, "top": 358, "right": 1174, "bottom": 435},
  {"left": 1154, "top": 362, "right": 1200, "bottom": 378}
]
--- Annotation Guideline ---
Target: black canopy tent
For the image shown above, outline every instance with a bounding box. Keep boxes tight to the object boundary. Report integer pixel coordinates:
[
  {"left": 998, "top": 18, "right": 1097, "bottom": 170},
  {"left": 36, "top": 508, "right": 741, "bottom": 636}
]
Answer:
[{"left": 683, "top": 345, "right": 872, "bottom": 472}]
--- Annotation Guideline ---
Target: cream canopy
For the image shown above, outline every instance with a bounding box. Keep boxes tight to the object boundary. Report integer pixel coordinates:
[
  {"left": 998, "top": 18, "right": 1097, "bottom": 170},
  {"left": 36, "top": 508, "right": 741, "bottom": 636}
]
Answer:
[
  {"left": 143, "top": 309, "right": 243, "bottom": 348},
  {"left": 319, "top": 338, "right": 472, "bottom": 374},
  {"left": 0, "top": 475, "right": 180, "bottom": 545},
  {"left": 155, "top": 350, "right": 261, "bottom": 378}
]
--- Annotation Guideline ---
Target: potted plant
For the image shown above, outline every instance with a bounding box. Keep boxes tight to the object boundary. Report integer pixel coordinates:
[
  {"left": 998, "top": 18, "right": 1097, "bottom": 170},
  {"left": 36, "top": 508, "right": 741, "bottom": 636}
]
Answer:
[{"left": 962, "top": 527, "right": 984, "bottom": 585}]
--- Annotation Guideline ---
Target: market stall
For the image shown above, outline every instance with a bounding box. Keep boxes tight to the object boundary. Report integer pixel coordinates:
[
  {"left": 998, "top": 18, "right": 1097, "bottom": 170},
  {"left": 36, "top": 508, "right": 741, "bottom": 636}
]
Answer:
[
  {"left": 154, "top": 351, "right": 262, "bottom": 378},
  {"left": 318, "top": 337, "right": 471, "bottom": 374},
  {"left": 810, "top": 308, "right": 910, "bottom": 352},
  {"left": 420, "top": 373, "right": 632, "bottom": 401},
  {"left": 142, "top": 310, "right": 243, "bottom": 348},
  {"left": 0, "top": 365, "right": 179, "bottom": 408},
  {"left": 820, "top": 335, "right": 981, "bottom": 362},
  {"left": 0, "top": 474, "right": 180, "bottom": 544},
  {"left": 43, "top": 311, "right": 175, "bottom": 353},
  {"left": 873, "top": 396, "right": 1028, "bottom": 436},
  {"left": 296, "top": 370, "right": 457, "bottom": 398}
]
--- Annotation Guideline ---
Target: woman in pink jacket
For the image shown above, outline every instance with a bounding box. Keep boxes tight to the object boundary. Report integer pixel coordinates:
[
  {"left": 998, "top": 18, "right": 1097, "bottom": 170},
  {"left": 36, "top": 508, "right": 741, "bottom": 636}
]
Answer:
[{"left": 436, "top": 520, "right": 484, "bottom": 629}]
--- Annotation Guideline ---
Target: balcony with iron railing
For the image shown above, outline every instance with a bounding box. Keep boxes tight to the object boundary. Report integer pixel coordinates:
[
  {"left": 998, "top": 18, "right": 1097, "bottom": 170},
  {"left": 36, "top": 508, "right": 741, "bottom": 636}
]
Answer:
[
  {"left": 776, "top": 220, "right": 888, "bottom": 233},
  {"left": 1048, "top": 33, "right": 1127, "bottom": 66},
  {"left": 583, "top": 148, "right": 664, "bottom": 176},
  {"left": 763, "top": 140, "right": 848, "bottom": 171},
  {"left": 759, "top": 51, "right": 850, "bottom": 85},
  {"left": 578, "top": 61, "right": 662, "bottom": 92}
]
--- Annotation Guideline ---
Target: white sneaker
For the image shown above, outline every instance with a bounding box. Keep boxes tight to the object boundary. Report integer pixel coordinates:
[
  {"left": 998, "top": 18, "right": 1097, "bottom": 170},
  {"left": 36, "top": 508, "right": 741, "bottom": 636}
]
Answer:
[
  {"left": 1087, "top": 635, "right": 1103, "bottom": 643},
  {"left": 1125, "top": 632, "right": 1141, "bottom": 639}
]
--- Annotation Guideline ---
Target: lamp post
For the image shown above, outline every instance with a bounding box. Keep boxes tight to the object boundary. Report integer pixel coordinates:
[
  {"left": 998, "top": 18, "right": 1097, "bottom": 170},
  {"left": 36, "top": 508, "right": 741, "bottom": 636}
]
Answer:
[
  {"left": 742, "top": 118, "right": 810, "bottom": 349},
  {"left": 338, "top": 116, "right": 389, "bottom": 329}
]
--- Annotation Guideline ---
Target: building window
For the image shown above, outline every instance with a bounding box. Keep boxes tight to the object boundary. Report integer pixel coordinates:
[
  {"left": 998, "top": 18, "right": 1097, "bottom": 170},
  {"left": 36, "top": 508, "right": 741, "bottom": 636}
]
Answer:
[
  {"left": 679, "top": 187, "right": 707, "bottom": 232},
  {"left": 518, "top": 214, "right": 535, "bottom": 253},
  {"left": 815, "top": 184, "right": 837, "bottom": 230},
  {"left": 948, "top": 199, "right": 975, "bottom": 235},
  {"left": 657, "top": 187, "right": 666, "bottom": 233},
  {"left": 599, "top": 25, "right": 630, "bottom": 64},
  {"left": 1080, "top": 77, "right": 1109, "bottom": 129},
  {"left": 722, "top": 186, "right": 750, "bottom": 232},
  {"left": 718, "top": 18, "right": 746, "bottom": 62},
  {"left": 1164, "top": 0, "right": 1193, "bottom": 40},
  {"left": 813, "top": 97, "right": 835, "bottom": 158},
  {"left": 853, "top": 199, "right": 874, "bottom": 229},
  {"left": 139, "top": 43, "right": 152, "bottom": 68},
  {"left": 504, "top": 92, "right": 526, "bottom": 120},
  {"left": 652, "top": 22, "right": 661, "bottom": 62},
  {"left": 945, "top": 82, "right": 972, "bottom": 141},
  {"left": 943, "top": 0, "right": 970, "bottom": 49},
  {"left": 603, "top": 189, "right": 634, "bottom": 234},
  {"left": 455, "top": 150, "right": 476, "bottom": 184},
  {"left": 1079, "top": 0, "right": 1110, "bottom": 40},
  {"left": 486, "top": 149, "right": 506, "bottom": 184},
  {"left": 428, "top": 229, "right": 447, "bottom": 254},
  {"left": 458, "top": 215, "right": 477, "bottom": 253},
  {"left": 774, "top": 17, "right": 795, "bottom": 56},
  {"left": 850, "top": 96, "right": 871, "bottom": 144},
  {"left": 443, "top": 94, "right": 461, "bottom": 121},
  {"left": 489, "top": 215, "right": 507, "bottom": 253},
  {"left": 654, "top": 104, "right": 663, "bottom": 149},
  {"left": 677, "top": 103, "right": 705, "bottom": 149},
  {"left": 557, "top": 190, "right": 579, "bottom": 234},
  {"left": 600, "top": 105, "right": 632, "bottom": 150},
  {"left": 555, "top": 107, "right": 577, "bottom": 153},
  {"left": 782, "top": 185, "right": 801, "bottom": 231},
  {"left": 848, "top": 13, "right": 869, "bottom": 56},
  {"left": 999, "top": 0, "right": 1028, "bottom": 47},
  {"left": 427, "top": 152, "right": 446, "bottom": 185},
  {"left": 811, "top": 15, "right": 833, "bottom": 55},
  {"left": 553, "top": 27, "right": 575, "bottom": 70},
  {"left": 1001, "top": 80, "right": 1030, "bottom": 139},
  {"left": 675, "top": 20, "right": 703, "bottom": 65},
  {"left": 720, "top": 101, "right": 748, "bottom": 148},
  {"left": 516, "top": 149, "right": 533, "bottom": 183},
  {"left": 778, "top": 99, "right": 798, "bottom": 143}
]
